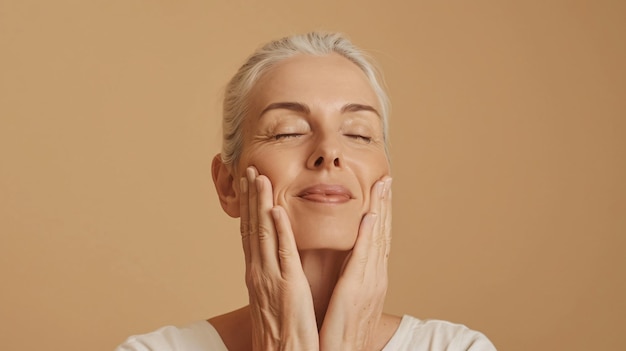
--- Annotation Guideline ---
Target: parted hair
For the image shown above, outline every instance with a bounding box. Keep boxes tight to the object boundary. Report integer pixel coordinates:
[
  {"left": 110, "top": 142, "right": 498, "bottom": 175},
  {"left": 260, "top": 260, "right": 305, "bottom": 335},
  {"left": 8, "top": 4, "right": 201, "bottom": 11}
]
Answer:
[{"left": 221, "top": 31, "right": 390, "bottom": 166}]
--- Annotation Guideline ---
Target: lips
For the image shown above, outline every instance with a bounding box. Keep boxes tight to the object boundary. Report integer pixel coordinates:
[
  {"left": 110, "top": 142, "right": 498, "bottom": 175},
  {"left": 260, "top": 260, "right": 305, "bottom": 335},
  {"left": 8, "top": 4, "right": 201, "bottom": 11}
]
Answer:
[{"left": 296, "top": 184, "right": 353, "bottom": 203}]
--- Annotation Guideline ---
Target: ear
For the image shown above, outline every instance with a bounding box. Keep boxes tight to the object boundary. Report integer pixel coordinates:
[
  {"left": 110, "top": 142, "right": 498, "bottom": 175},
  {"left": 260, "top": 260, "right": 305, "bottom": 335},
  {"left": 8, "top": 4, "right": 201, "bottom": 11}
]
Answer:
[{"left": 211, "top": 153, "right": 240, "bottom": 218}]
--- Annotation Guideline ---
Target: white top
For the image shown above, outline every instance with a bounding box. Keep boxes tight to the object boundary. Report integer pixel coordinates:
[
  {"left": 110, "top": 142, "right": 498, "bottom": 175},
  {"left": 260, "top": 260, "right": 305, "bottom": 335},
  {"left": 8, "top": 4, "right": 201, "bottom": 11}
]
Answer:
[{"left": 116, "top": 315, "right": 496, "bottom": 350}]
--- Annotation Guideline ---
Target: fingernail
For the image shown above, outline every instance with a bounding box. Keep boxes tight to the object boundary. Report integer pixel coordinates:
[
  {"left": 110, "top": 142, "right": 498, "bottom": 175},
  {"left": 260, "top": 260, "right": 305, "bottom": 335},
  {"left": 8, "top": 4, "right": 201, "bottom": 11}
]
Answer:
[
  {"left": 377, "top": 181, "right": 385, "bottom": 197},
  {"left": 365, "top": 212, "right": 378, "bottom": 228},
  {"left": 385, "top": 178, "right": 393, "bottom": 196},
  {"left": 271, "top": 207, "right": 280, "bottom": 220},
  {"left": 240, "top": 177, "right": 247, "bottom": 193},
  {"left": 246, "top": 167, "right": 254, "bottom": 180}
]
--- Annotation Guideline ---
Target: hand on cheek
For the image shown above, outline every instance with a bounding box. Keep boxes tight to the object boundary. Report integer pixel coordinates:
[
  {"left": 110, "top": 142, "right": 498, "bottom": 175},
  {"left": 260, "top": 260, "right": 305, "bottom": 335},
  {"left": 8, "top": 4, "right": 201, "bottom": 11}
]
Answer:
[
  {"left": 320, "top": 176, "right": 392, "bottom": 351},
  {"left": 239, "top": 166, "right": 319, "bottom": 351}
]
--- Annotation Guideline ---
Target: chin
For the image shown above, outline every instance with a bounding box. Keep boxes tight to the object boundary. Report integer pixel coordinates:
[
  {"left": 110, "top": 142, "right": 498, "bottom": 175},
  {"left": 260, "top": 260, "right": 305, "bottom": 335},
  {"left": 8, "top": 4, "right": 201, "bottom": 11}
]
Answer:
[{"left": 291, "top": 216, "right": 361, "bottom": 251}]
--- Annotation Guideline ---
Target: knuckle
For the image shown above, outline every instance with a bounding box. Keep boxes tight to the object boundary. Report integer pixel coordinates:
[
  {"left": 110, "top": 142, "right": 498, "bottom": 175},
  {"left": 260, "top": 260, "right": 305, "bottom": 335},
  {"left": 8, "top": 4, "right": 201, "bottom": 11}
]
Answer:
[
  {"left": 374, "top": 236, "right": 385, "bottom": 248},
  {"left": 357, "top": 254, "right": 369, "bottom": 266},
  {"left": 256, "top": 223, "right": 273, "bottom": 240},
  {"left": 249, "top": 226, "right": 259, "bottom": 237},
  {"left": 278, "top": 247, "right": 291, "bottom": 260}
]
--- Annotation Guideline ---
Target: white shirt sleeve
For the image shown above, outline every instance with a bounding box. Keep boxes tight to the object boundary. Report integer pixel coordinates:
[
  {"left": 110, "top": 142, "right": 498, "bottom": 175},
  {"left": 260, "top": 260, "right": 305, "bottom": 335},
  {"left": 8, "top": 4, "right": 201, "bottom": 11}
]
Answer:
[
  {"left": 382, "top": 315, "right": 497, "bottom": 351},
  {"left": 115, "top": 321, "right": 228, "bottom": 351}
]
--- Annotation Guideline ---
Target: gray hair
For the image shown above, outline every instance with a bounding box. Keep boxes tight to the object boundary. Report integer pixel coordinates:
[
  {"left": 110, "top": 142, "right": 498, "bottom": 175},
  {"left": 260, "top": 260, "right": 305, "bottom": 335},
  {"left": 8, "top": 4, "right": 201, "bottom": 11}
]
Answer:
[{"left": 221, "top": 31, "right": 390, "bottom": 166}]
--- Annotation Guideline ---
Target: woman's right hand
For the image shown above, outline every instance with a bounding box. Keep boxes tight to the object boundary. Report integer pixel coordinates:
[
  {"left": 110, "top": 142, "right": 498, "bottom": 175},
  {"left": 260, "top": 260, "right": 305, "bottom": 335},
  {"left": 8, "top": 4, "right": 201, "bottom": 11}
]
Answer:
[{"left": 240, "top": 166, "right": 319, "bottom": 351}]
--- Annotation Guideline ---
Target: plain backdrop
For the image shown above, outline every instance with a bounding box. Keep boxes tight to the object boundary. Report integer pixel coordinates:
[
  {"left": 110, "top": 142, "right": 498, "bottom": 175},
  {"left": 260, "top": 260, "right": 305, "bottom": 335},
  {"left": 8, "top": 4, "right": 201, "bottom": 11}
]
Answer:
[{"left": 1, "top": 1, "right": 624, "bottom": 350}]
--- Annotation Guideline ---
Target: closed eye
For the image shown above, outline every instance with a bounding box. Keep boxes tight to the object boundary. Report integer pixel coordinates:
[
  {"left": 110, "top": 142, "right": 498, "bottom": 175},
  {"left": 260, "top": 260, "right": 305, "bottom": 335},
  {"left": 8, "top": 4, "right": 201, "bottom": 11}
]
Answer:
[
  {"left": 274, "top": 133, "right": 304, "bottom": 140},
  {"left": 345, "top": 134, "right": 372, "bottom": 143}
]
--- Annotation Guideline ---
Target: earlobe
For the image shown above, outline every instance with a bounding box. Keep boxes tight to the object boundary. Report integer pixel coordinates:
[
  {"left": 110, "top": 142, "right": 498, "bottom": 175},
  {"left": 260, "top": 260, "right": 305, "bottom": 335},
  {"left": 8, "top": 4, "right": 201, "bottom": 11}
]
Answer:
[{"left": 211, "top": 154, "right": 240, "bottom": 218}]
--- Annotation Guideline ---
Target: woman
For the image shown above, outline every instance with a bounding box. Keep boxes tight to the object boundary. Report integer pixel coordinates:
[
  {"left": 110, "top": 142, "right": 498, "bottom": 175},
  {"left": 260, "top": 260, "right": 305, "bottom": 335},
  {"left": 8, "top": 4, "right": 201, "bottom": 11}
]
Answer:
[{"left": 117, "top": 32, "right": 496, "bottom": 351}]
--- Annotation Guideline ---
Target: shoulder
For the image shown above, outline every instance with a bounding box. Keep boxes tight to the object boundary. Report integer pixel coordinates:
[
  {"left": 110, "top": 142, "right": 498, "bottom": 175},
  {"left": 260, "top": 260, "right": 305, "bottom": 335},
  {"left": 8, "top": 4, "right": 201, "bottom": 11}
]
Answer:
[
  {"left": 115, "top": 320, "right": 227, "bottom": 351},
  {"left": 384, "top": 315, "right": 497, "bottom": 351}
]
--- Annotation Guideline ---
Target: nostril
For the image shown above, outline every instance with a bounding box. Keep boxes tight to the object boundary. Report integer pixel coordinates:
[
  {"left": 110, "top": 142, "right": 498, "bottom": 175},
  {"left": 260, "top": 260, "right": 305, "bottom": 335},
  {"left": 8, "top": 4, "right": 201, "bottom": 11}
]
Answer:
[
  {"left": 314, "top": 156, "right": 323, "bottom": 167},
  {"left": 334, "top": 158, "right": 339, "bottom": 166}
]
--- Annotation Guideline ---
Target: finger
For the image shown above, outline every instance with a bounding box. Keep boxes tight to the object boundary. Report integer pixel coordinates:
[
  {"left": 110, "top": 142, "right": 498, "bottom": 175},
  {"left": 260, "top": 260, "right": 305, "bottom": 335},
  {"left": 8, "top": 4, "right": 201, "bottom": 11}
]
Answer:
[
  {"left": 246, "top": 166, "right": 261, "bottom": 267},
  {"left": 359, "top": 178, "right": 390, "bottom": 274},
  {"left": 342, "top": 180, "right": 384, "bottom": 279},
  {"left": 367, "top": 179, "right": 385, "bottom": 259},
  {"left": 344, "top": 212, "right": 378, "bottom": 280},
  {"left": 255, "top": 175, "right": 279, "bottom": 273},
  {"left": 271, "top": 206, "right": 304, "bottom": 279},
  {"left": 382, "top": 178, "right": 393, "bottom": 261},
  {"left": 372, "top": 177, "right": 392, "bottom": 270},
  {"left": 374, "top": 177, "right": 391, "bottom": 258},
  {"left": 239, "top": 176, "right": 252, "bottom": 268}
]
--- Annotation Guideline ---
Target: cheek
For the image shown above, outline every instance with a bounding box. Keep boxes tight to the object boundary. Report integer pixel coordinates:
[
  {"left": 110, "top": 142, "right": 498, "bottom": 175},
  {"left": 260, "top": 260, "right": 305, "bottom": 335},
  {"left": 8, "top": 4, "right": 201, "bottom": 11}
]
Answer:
[
  {"left": 246, "top": 145, "right": 303, "bottom": 178},
  {"left": 357, "top": 154, "right": 390, "bottom": 202},
  {"left": 355, "top": 152, "right": 390, "bottom": 178},
  {"left": 249, "top": 158, "right": 296, "bottom": 203}
]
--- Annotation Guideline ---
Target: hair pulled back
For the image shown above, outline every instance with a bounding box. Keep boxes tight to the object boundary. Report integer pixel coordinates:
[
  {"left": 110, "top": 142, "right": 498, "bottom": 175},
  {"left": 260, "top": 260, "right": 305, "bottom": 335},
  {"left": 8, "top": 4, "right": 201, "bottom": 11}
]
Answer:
[{"left": 221, "top": 32, "right": 390, "bottom": 166}]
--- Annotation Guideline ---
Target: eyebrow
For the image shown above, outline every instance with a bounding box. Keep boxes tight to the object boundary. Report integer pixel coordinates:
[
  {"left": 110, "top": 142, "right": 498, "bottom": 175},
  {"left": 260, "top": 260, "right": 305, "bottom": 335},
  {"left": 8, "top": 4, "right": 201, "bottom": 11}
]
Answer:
[
  {"left": 259, "top": 102, "right": 380, "bottom": 118},
  {"left": 341, "top": 103, "right": 381, "bottom": 117},
  {"left": 260, "top": 102, "right": 310, "bottom": 117}
]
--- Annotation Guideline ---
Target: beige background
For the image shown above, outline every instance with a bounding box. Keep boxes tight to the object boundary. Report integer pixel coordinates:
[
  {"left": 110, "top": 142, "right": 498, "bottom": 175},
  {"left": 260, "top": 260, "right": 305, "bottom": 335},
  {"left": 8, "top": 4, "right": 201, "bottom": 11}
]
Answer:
[{"left": 1, "top": 1, "right": 625, "bottom": 350}]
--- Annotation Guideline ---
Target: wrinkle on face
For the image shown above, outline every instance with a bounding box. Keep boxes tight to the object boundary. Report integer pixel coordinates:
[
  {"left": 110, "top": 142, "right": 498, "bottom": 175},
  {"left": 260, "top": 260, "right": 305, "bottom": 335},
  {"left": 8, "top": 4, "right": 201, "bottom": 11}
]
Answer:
[{"left": 233, "top": 53, "right": 390, "bottom": 250}]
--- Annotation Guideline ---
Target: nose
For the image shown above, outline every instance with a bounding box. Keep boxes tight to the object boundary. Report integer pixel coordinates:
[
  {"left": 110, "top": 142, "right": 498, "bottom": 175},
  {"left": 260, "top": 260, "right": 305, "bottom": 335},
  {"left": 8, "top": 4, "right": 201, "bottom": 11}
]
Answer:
[{"left": 307, "top": 136, "right": 343, "bottom": 170}]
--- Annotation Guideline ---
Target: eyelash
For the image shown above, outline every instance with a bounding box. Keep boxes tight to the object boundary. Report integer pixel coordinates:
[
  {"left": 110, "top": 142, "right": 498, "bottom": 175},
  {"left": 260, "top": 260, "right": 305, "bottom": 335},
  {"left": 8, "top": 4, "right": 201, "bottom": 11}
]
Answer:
[
  {"left": 274, "top": 133, "right": 303, "bottom": 140},
  {"left": 273, "top": 133, "right": 372, "bottom": 143},
  {"left": 346, "top": 134, "right": 372, "bottom": 143}
]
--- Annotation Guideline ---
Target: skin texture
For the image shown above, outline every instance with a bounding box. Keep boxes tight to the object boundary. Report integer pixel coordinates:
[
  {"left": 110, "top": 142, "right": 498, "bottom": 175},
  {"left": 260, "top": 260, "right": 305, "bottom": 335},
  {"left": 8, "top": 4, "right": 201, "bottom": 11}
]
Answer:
[{"left": 211, "top": 53, "right": 398, "bottom": 350}]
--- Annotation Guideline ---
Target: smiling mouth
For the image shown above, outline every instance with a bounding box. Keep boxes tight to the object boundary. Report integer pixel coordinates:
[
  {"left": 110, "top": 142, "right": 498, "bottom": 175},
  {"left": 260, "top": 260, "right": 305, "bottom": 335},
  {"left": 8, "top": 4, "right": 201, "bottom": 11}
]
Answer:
[{"left": 297, "top": 185, "right": 353, "bottom": 204}]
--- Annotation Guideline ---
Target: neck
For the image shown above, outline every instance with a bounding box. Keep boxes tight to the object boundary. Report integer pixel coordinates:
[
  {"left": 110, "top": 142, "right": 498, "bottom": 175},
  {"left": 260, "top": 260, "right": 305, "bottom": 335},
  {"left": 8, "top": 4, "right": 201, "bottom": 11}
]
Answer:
[{"left": 299, "top": 249, "right": 350, "bottom": 330}]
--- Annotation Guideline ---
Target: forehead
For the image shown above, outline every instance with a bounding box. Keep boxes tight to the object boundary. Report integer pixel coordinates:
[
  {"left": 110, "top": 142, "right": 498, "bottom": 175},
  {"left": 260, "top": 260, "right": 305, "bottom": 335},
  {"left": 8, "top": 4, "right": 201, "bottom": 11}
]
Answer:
[{"left": 248, "top": 53, "right": 381, "bottom": 112}]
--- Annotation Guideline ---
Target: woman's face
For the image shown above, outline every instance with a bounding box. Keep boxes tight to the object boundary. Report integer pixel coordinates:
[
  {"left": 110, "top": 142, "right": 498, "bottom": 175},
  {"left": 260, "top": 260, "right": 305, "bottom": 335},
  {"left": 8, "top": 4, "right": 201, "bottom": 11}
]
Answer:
[{"left": 235, "top": 53, "right": 390, "bottom": 250}]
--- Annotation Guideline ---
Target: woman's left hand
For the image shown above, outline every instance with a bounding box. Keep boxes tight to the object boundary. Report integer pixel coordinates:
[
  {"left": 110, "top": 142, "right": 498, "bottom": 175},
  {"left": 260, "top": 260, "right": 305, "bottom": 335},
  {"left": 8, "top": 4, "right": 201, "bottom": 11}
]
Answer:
[{"left": 319, "top": 176, "right": 392, "bottom": 351}]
